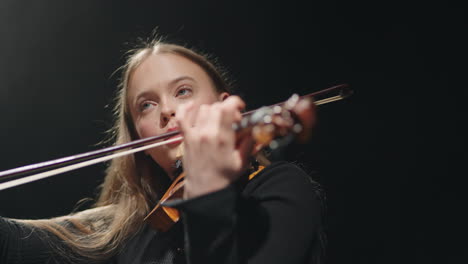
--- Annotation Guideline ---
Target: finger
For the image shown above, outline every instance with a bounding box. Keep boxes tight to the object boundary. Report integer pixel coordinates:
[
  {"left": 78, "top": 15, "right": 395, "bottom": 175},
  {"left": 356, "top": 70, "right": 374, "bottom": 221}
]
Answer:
[
  {"left": 223, "top": 95, "right": 245, "bottom": 112},
  {"left": 195, "top": 104, "right": 218, "bottom": 129},
  {"left": 234, "top": 133, "right": 255, "bottom": 169},
  {"left": 176, "top": 101, "right": 195, "bottom": 134},
  {"left": 219, "top": 96, "right": 244, "bottom": 130}
]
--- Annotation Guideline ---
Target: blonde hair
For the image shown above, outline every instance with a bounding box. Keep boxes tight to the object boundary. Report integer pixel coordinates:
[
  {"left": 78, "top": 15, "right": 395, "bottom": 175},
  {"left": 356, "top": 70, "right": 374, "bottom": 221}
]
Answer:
[{"left": 16, "top": 39, "right": 235, "bottom": 262}]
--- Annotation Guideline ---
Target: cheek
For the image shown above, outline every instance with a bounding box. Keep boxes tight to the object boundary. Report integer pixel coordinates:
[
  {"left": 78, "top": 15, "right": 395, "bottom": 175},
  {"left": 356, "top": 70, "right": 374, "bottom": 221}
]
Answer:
[
  {"left": 135, "top": 119, "right": 159, "bottom": 138},
  {"left": 193, "top": 91, "right": 221, "bottom": 105}
]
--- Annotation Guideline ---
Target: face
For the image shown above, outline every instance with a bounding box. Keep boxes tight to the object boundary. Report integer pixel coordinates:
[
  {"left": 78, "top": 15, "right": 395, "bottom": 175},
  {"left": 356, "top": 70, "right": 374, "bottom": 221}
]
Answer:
[{"left": 127, "top": 52, "right": 228, "bottom": 178}]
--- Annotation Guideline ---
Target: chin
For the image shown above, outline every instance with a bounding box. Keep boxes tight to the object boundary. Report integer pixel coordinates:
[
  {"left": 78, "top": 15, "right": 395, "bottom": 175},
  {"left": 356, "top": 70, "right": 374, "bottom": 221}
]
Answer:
[
  {"left": 167, "top": 146, "right": 183, "bottom": 162},
  {"left": 150, "top": 144, "right": 184, "bottom": 170}
]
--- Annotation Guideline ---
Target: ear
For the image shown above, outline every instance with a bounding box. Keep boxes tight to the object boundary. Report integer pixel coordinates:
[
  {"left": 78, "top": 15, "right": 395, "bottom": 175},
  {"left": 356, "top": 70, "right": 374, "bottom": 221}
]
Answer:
[{"left": 218, "top": 92, "right": 230, "bottom": 101}]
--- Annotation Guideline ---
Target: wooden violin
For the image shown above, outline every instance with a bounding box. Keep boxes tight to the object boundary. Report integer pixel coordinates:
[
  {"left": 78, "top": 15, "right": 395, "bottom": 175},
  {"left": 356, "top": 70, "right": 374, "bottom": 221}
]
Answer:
[
  {"left": 0, "top": 84, "right": 353, "bottom": 231},
  {"left": 143, "top": 164, "right": 266, "bottom": 232}
]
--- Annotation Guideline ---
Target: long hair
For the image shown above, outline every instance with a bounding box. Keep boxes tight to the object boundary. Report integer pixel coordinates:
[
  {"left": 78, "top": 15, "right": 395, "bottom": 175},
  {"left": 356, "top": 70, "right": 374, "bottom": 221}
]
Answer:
[{"left": 15, "top": 39, "right": 235, "bottom": 262}]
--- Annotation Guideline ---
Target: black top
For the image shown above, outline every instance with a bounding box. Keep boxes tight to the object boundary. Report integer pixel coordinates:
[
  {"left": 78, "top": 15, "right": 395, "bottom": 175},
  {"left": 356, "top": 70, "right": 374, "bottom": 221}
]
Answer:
[{"left": 1, "top": 161, "right": 325, "bottom": 264}]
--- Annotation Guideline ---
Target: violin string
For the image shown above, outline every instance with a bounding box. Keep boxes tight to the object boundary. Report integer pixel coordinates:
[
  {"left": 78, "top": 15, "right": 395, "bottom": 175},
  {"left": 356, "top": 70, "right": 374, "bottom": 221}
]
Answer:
[{"left": 0, "top": 136, "right": 183, "bottom": 191}]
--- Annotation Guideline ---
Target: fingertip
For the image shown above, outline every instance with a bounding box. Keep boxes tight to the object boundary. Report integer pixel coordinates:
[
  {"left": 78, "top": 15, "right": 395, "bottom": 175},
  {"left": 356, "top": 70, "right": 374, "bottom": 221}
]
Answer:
[
  {"left": 234, "top": 95, "right": 246, "bottom": 109},
  {"left": 225, "top": 95, "right": 245, "bottom": 110}
]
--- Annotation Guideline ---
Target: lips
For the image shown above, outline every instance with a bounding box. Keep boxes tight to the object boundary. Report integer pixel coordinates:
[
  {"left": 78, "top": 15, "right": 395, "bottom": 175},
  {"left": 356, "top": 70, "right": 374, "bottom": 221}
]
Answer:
[
  {"left": 167, "top": 127, "right": 180, "bottom": 133},
  {"left": 166, "top": 127, "right": 181, "bottom": 138},
  {"left": 164, "top": 127, "right": 183, "bottom": 144}
]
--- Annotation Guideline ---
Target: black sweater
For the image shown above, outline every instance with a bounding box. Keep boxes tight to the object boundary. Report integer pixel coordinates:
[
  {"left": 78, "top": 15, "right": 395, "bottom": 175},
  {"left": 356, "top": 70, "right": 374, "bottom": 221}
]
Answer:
[{"left": 1, "top": 161, "right": 325, "bottom": 264}]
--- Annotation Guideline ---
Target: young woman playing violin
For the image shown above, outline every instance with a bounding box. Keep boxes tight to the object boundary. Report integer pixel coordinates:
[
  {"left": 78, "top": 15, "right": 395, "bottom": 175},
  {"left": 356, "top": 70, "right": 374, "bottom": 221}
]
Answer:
[{"left": 0, "top": 38, "right": 326, "bottom": 264}]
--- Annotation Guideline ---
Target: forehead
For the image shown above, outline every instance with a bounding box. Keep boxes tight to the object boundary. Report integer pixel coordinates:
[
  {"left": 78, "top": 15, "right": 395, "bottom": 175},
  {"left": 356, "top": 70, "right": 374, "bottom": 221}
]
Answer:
[{"left": 127, "top": 52, "right": 213, "bottom": 96}]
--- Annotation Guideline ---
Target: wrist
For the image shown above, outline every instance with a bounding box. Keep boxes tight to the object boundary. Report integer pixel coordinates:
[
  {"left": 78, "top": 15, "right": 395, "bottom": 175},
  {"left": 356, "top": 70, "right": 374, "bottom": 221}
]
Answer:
[{"left": 183, "top": 175, "right": 230, "bottom": 199}]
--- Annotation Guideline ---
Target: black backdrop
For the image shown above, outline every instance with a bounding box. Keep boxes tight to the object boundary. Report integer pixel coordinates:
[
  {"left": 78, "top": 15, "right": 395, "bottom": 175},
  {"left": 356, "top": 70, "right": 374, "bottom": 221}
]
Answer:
[{"left": 0, "top": 1, "right": 465, "bottom": 263}]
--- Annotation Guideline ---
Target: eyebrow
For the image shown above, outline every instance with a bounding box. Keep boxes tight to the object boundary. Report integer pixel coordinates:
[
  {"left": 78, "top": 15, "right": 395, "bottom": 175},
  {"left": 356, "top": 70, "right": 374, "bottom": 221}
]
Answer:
[{"left": 168, "top": 76, "right": 196, "bottom": 86}]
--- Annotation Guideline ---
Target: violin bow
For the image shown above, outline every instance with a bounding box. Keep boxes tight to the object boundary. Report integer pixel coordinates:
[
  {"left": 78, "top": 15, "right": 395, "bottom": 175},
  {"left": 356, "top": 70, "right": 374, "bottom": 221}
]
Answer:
[{"left": 0, "top": 84, "right": 352, "bottom": 191}]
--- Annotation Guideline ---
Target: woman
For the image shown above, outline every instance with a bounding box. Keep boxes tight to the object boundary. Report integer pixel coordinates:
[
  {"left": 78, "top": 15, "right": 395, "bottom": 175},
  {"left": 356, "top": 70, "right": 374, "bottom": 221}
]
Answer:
[{"left": 0, "top": 38, "right": 325, "bottom": 264}]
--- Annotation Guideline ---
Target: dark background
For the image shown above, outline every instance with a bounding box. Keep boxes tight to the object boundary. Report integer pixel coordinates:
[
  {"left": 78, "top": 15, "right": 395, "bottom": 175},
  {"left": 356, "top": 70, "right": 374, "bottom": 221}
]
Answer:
[{"left": 0, "top": 1, "right": 465, "bottom": 263}]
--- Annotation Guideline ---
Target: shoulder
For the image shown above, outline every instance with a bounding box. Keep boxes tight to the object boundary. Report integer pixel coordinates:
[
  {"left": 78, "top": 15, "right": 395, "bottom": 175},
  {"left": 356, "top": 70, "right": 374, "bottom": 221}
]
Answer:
[
  {"left": 245, "top": 161, "right": 319, "bottom": 191},
  {"left": 0, "top": 217, "right": 58, "bottom": 263},
  {"left": 0, "top": 216, "right": 32, "bottom": 237},
  {"left": 240, "top": 161, "right": 326, "bottom": 249}
]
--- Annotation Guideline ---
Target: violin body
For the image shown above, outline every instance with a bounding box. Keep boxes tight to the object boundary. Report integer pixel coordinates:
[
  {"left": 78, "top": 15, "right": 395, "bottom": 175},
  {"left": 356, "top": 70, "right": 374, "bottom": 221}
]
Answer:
[
  {"left": 145, "top": 172, "right": 185, "bottom": 232},
  {"left": 144, "top": 166, "right": 265, "bottom": 232}
]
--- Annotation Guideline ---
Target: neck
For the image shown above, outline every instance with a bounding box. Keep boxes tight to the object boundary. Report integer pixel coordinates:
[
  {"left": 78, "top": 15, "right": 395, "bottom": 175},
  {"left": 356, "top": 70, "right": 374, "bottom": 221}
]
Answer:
[
  {"left": 164, "top": 158, "right": 183, "bottom": 181},
  {"left": 171, "top": 159, "right": 184, "bottom": 180}
]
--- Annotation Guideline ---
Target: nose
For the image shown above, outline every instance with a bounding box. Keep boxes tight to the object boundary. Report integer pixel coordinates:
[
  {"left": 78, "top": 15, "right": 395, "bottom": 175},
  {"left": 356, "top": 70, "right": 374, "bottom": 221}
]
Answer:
[{"left": 160, "top": 99, "right": 176, "bottom": 127}]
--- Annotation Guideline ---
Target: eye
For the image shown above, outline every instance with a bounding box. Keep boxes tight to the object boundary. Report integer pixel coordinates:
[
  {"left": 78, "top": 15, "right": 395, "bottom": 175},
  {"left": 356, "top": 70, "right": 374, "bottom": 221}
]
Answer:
[
  {"left": 139, "top": 101, "right": 156, "bottom": 112},
  {"left": 176, "top": 87, "right": 192, "bottom": 97}
]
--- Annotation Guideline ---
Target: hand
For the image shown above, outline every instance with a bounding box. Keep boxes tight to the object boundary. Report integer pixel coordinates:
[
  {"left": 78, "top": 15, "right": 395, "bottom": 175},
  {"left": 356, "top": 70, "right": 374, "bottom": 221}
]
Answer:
[{"left": 176, "top": 96, "right": 254, "bottom": 199}]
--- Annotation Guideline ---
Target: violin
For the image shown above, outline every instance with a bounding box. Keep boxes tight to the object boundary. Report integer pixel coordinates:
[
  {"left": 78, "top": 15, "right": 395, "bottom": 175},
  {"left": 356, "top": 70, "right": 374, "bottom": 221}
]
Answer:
[
  {"left": 145, "top": 84, "right": 353, "bottom": 231},
  {"left": 0, "top": 84, "right": 352, "bottom": 230},
  {"left": 143, "top": 163, "right": 267, "bottom": 232}
]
